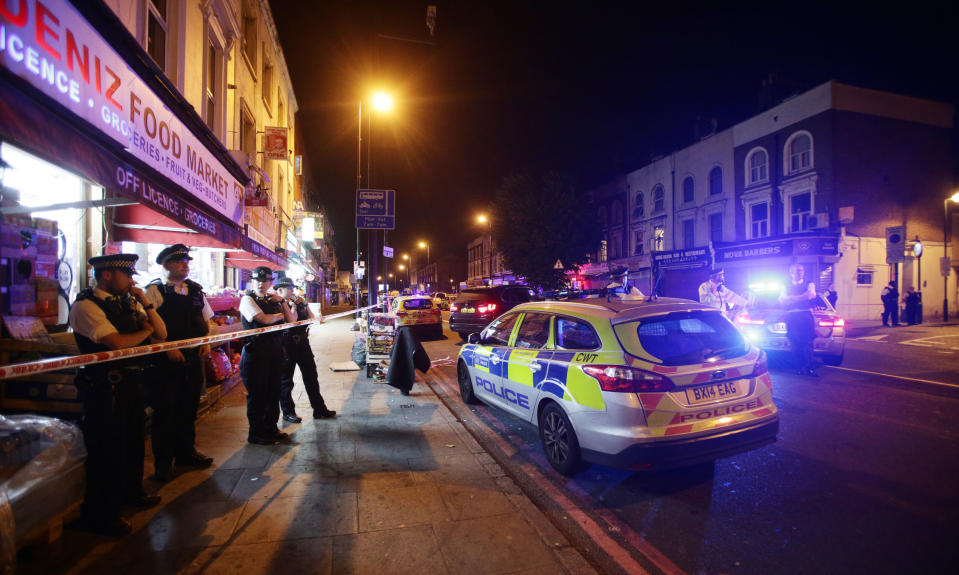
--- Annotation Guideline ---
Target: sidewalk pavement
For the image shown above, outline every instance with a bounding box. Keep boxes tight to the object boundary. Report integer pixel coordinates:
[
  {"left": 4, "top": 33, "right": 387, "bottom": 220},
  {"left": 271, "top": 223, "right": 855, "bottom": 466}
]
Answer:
[{"left": 17, "top": 305, "right": 595, "bottom": 575}]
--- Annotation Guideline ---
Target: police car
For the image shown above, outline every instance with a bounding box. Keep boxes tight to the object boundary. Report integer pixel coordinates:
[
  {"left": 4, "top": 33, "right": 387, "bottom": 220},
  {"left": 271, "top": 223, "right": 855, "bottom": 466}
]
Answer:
[
  {"left": 392, "top": 295, "right": 444, "bottom": 339},
  {"left": 456, "top": 297, "right": 779, "bottom": 475}
]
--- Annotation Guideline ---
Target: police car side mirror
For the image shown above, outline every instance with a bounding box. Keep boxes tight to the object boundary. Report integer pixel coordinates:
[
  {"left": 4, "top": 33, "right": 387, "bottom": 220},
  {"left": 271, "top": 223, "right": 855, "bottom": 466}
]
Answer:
[{"left": 467, "top": 333, "right": 481, "bottom": 344}]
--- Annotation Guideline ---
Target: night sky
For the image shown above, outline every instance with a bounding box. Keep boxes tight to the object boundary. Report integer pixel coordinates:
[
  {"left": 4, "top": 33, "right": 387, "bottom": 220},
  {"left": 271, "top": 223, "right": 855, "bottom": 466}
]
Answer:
[{"left": 268, "top": 1, "right": 958, "bottom": 268}]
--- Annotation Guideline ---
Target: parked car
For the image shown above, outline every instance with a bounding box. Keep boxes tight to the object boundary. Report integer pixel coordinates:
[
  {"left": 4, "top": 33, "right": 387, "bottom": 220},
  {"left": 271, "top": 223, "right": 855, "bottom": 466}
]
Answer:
[
  {"left": 391, "top": 295, "right": 444, "bottom": 339},
  {"left": 456, "top": 297, "right": 779, "bottom": 475},
  {"left": 432, "top": 292, "right": 451, "bottom": 310},
  {"left": 734, "top": 291, "right": 845, "bottom": 366},
  {"left": 448, "top": 285, "right": 537, "bottom": 341}
]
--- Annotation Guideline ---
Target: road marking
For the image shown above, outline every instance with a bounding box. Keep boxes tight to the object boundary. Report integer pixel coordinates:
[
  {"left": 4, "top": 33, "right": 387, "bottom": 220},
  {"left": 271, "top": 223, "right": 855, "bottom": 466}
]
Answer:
[
  {"left": 831, "top": 366, "right": 959, "bottom": 389},
  {"left": 852, "top": 335, "right": 888, "bottom": 342},
  {"left": 425, "top": 370, "right": 684, "bottom": 575}
]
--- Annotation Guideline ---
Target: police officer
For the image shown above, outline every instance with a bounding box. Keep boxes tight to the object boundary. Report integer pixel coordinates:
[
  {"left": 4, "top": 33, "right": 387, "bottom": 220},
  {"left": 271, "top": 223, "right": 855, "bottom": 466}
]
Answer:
[
  {"left": 69, "top": 253, "right": 167, "bottom": 536},
  {"left": 144, "top": 244, "right": 214, "bottom": 481},
  {"left": 698, "top": 268, "right": 747, "bottom": 318},
  {"left": 779, "top": 263, "right": 819, "bottom": 376},
  {"left": 239, "top": 266, "right": 294, "bottom": 444},
  {"left": 274, "top": 277, "right": 336, "bottom": 422}
]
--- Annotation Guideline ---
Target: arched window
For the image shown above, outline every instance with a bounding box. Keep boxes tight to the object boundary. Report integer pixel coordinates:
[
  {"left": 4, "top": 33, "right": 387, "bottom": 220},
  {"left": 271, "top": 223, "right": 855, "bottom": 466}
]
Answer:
[
  {"left": 682, "top": 177, "right": 694, "bottom": 203},
  {"left": 747, "top": 148, "right": 768, "bottom": 185},
  {"left": 653, "top": 184, "right": 665, "bottom": 212},
  {"left": 787, "top": 132, "right": 813, "bottom": 173},
  {"left": 709, "top": 166, "right": 722, "bottom": 195},
  {"left": 597, "top": 206, "right": 607, "bottom": 229},
  {"left": 632, "top": 192, "right": 644, "bottom": 219},
  {"left": 611, "top": 200, "right": 623, "bottom": 225}
]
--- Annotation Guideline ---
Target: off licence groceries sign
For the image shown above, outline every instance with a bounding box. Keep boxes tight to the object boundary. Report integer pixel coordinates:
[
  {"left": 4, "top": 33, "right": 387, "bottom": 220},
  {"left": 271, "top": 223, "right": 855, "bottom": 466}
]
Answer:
[
  {"left": 0, "top": 0, "right": 245, "bottom": 225},
  {"left": 356, "top": 189, "right": 395, "bottom": 229}
]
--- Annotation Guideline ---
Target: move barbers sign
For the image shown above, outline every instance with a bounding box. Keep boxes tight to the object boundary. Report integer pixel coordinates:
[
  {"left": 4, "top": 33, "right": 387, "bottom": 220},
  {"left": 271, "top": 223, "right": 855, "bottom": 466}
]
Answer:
[
  {"left": 0, "top": 0, "right": 245, "bottom": 225},
  {"left": 715, "top": 236, "right": 838, "bottom": 263}
]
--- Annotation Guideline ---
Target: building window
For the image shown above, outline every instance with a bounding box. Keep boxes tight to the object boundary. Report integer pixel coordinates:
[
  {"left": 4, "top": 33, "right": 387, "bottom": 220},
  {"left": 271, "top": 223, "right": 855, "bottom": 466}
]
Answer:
[
  {"left": 750, "top": 202, "right": 769, "bottom": 239},
  {"left": 709, "top": 166, "right": 722, "bottom": 195},
  {"left": 653, "top": 226, "right": 665, "bottom": 251},
  {"left": 787, "top": 132, "right": 813, "bottom": 173},
  {"left": 611, "top": 235, "right": 621, "bottom": 259},
  {"left": 240, "top": 104, "right": 256, "bottom": 158},
  {"left": 204, "top": 38, "right": 220, "bottom": 132},
  {"left": 611, "top": 200, "right": 623, "bottom": 225},
  {"left": 632, "top": 192, "right": 644, "bottom": 219},
  {"left": 145, "top": 0, "right": 168, "bottom": 71},
  {"left": 709, "top": 212, "right": 723, "bottom": 244},
  {"left": 599, "top": 239, "right": 608, "bottom": 262},
  {"left": 652, "top": 184, "right": 665, "bottom": 212},
  {"left": 747, "top": 148, "right": 768, "bottom": 185},
  {"left": 683, "top": 219, "right": 695, "bottom": 249},
  {"left": 262, "top": 57, "right": 274, "bottom": 114},
  {"left": 634, "top": 230, "right": 644, "bottom": 255},
  {"left": 242, "top": 1, "right": 257, "bottom": 69},
  {"left": 790, "top": 192, "right": 812, "bottom": 232},
  {"left": 682, "top": 177, "right": 694, "bottom": 203},
  {"left": 597, "top": 206, "right": 607, "bottom": 229},
  {"left": 856, "top": 268, "right": 874, "bottom": 286}
]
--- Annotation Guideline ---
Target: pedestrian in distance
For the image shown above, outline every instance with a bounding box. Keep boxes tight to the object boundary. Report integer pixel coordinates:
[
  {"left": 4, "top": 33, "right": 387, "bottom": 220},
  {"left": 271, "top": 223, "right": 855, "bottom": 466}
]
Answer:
[
  {"left": 903, "top": 286, "right": 920, "bottom": 325},
  {"left": 69, "top": 253, "right": 168, "bottom": 536},
  {"left": 239, "top": 266, "right": 295, "bottom": 445},
  {"left": 881, "top": 281, "right": 899, "bottom": 326},
  {"left": 826, "top": 283, "right": 838, "bottom": 309},
  {"left": 143, "top": 244, "right": 214, "bottom": 482},
  {"left": 779, "top": 263, "right": 819, "bottom": 377},
  {"left": 274, "top": 277, "right": 336, "bottom": 423}
]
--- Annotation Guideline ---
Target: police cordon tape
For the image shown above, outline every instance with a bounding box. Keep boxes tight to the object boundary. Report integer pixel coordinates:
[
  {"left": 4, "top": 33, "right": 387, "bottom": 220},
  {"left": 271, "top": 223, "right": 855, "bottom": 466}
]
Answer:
[{"left": 0, "top": 304, "right": 382, "bottom": 381}]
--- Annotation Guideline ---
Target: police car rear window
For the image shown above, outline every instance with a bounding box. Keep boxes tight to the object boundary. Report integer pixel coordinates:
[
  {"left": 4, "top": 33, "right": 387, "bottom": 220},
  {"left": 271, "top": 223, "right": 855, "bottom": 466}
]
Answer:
[
  {"left": 403, "top": 298, "right": 434, "bottom": 310},
  {"left": 635, "top": 311, "right": 746, "bottom": 365}
]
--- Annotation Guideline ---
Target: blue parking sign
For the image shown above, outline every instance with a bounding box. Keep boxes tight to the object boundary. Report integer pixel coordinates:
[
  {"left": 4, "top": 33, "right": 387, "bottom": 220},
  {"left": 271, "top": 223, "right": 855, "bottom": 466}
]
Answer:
[{"left": 356, "top": 189, "right": 396, "bottom": 230}]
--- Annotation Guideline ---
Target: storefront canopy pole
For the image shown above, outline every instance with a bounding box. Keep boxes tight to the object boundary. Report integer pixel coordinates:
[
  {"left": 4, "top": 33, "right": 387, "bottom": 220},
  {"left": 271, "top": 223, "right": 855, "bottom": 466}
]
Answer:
[{"left": 0, "top": 197, "right": 138, "bottom": 215}]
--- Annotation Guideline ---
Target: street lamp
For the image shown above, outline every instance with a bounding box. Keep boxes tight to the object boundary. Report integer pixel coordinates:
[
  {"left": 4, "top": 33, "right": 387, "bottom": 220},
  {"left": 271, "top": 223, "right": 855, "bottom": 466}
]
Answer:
[
  {"left": 913, "top": 236, "right": 923, "bottom": 323},
  {"left": 418, "top": 241, "right": 430, "bottom": 292},
  {"left": 945, "top": 192, "right": 959, "bottom": 321}
]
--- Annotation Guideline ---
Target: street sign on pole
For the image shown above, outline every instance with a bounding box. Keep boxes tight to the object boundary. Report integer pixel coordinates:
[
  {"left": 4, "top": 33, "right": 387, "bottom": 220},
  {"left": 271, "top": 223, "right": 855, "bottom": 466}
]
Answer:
[
  {"left": 383, "top": 246, "right": 394, "bottom": 258},
  {"left": 885, "top": 226, "right": 905, "bottom": 264},
  {"left": 356, "top": 189, "right": 396, "bottom": 230}
]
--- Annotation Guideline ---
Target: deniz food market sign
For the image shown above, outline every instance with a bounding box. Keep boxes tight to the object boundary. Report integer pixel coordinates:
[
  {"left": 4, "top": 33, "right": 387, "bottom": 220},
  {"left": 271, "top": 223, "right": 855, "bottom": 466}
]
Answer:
[{"left": 0, "top": 0, "right": 244, "bottom": 226}]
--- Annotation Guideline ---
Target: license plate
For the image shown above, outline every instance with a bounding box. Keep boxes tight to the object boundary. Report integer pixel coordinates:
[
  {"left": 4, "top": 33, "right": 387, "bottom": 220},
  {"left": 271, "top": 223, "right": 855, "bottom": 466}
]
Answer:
[
  {"left": 685, "top": 381, "right": 744, "bottom": 405},
  {"left": 462, "top": 308, "right": 475, "bottom": 313}
]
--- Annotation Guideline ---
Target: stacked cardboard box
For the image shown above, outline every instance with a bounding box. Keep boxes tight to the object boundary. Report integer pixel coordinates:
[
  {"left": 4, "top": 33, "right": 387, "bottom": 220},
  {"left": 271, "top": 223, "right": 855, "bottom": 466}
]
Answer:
[
  {"left": 0, "top": 215, "right": 59, "bottom": 325},
  {"left": 366, "top": 313, "right": 396, "bottom": 380}
]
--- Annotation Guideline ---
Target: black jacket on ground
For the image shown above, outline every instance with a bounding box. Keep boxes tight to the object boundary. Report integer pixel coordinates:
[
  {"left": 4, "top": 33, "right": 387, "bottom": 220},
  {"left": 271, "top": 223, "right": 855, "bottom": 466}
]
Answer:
[{"left": 386, "top": 327, "right": 431, "bottom": 393}]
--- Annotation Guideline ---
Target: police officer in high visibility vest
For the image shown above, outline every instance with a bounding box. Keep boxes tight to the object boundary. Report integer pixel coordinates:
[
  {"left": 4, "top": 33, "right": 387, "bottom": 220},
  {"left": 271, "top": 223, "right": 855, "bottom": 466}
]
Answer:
[
  {"left": 239, "top": 266, "right": 294, "bottom": 444},
  {"left": 274, "top": 277, "right": 336, "bottom": 422},
  {"left": 69, "top": 253, "right": 167, "bottom": 536},
  {"left": 144, "top": 244, "right": 215, "bottom": 481}
]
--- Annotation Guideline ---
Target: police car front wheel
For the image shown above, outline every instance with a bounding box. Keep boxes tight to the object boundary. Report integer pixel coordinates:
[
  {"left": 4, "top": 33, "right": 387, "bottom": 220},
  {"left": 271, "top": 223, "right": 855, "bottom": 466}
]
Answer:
[
  {"left": 458, "top": 362, "right": 480, "bottom": 404},
  {"left": 539, "top": 403, "right": 587, "bottom": 476}
]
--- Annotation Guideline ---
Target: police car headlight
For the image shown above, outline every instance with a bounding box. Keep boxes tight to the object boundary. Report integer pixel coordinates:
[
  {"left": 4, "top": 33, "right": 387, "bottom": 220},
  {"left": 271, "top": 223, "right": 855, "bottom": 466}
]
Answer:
[{"left": 582, "top": 365, "right": 675, "bottom": 393}]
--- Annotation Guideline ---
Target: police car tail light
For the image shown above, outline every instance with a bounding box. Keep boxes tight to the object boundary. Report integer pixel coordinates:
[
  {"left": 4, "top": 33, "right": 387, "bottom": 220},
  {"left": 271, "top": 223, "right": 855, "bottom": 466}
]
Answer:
[
  {"left": 582, "top": 365, "right": 675, "bottom": 393},
  {"left": 478, "top": 303, "right": 498, "bottom": 314},
  {"left": 750, "top": 351, "right": 769, "bottom": 377},
  {"left": 735, "top": 314, "right": 765, "bottom": 326},
  {"left": 450, "top": 303, "right": 460, "bottom": 312},
  {"left": 818, "top": 317, "right": 845, "bottom": 328}
]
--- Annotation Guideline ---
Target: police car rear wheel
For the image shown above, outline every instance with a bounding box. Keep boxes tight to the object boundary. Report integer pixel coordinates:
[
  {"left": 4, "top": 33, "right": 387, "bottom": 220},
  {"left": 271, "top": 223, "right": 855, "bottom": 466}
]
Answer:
[
  {"left": 539, "top": 403, "right": 586, "bottom": 476},
  {"left": 458, "top": 362, "right": 480, "bottom": 404}
]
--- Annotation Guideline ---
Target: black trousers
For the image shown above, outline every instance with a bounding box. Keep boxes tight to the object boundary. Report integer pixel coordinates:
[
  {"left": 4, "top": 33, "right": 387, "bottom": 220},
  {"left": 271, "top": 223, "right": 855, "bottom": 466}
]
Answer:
[
  {"left": 240, "top": 338, "right": 283, "bottom": 440},
  {"left": 279, "top": 333, "right": 327, "bottom": 415},
  {"left": 144, "top": 350, "right": 203, "bottom": 465},
  {"left": 785, "top": 310, "right": 817, "bottom": 371},
  {"left": 78, "top": 367, "right": 145, "bottom": 521}
]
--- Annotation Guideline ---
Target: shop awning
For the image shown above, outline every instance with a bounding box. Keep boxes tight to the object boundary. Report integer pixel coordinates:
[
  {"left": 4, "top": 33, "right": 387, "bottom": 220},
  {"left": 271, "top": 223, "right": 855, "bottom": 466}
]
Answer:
[
  {"left": 225, "top": 237, "right": 287, "bottom": 271},
  {"left": 112, "top": 205, "right": 243, "bottom": 249}
]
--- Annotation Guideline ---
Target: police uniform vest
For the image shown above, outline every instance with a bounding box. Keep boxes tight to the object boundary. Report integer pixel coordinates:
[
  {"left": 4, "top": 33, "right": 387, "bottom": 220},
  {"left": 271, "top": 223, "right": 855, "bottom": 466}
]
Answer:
[
  {"left": 286, "top": 300, "right": 310, "bottom": 337},
  {"left": 242, "top": 291, "right": 284, "bottom": 345},
  {"left": 785, "top": 282, "right": 812, "bottom": 311},
  {"left": 73, "top": 289, "right": 148, "bottom": 369},
  {"left": 149, "top": 278, "right": 209, "bottom": 341}
]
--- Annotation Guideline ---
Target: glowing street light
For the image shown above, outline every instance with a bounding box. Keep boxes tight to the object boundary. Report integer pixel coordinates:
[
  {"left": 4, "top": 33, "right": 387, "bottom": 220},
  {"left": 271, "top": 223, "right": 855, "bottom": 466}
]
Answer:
[{"left": 372, "top": 91, "right": 394, "bottom": 112}]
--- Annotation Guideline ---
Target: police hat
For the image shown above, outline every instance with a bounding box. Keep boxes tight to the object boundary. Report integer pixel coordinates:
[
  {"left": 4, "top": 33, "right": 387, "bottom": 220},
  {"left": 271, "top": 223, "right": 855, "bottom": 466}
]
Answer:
[
  {"left": 274, "top": 277, "right": 295, "bottom": 289},
  {"left": 156, "top": 243, "right": 193, "bottom": 265},
  {"left": 251, "top": 266, "right": 274, "bottom": 281},
  {"left": 89, "top": 253, "right": 139, "bottom": 275},
  {"left": 709, "top": 268, "right": 725, "bottom": 278}
]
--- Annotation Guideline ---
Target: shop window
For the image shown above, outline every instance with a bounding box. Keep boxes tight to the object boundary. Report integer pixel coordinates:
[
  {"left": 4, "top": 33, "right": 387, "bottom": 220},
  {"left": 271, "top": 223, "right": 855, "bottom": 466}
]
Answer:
[
  {"left": 632, "top": 192, "right": 644, "bottom": 219},
  {"left": 653, "top": 226, "right": 665, "bottom": 251},
  {"left": 856, "top": 268, "right": 874, "bottom": 286},
  {"left": 747, "top": 148, "right": 768, "bottom": 185},
  {"left": 750, "top": 202, "right": 769, "bottom": 239},
  {"left": 709, "top": 212, "right": 723, "bottom": 244},
  {"left": 682, "top": 177, "right": 694, "bottom": 203},
  {"left": 653, "top": 185, "right": 665, "bottom": 212},
  {"left": 145, "top": 0, "right": 168, "bottom": 72},
  {"left": 709, "top": 166, "right": 723, "bottom": 195}
]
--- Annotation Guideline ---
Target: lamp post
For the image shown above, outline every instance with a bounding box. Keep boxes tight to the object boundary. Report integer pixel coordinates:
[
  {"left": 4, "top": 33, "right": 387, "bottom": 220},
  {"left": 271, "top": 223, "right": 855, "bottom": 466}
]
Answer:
[
  {"left": 913, "top": 236, "right": 923, "bottom": 324},
  {"left": 476, "top": 214, "right": 492, "bottom": 280},
  {"left": 419, "top": 241, "right": 430, "bottom": 293},
  {"left": 357, "top": 91, "right": 394, "bottom": 311},
  {"left": 945, "top": 193, "right": 959, "bottom": 321}
]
